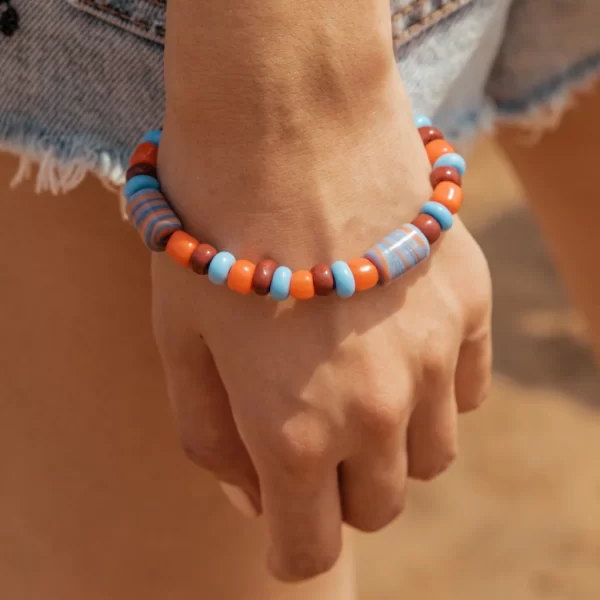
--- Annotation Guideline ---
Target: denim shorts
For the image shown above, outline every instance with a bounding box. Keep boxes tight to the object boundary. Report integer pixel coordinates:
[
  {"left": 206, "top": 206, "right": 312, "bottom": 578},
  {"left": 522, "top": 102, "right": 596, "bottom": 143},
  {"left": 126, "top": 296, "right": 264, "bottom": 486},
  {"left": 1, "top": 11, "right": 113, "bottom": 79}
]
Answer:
[{"left": 1, "top": 0, "right": 599, "bottom": 193}]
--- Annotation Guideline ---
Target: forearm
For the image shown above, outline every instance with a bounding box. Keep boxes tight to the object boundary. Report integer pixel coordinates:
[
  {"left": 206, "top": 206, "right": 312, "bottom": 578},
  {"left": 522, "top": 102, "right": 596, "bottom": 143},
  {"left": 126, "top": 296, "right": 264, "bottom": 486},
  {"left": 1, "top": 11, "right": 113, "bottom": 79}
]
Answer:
[{"left": 164, "top": 0, "right": 398, "bottom": 140}]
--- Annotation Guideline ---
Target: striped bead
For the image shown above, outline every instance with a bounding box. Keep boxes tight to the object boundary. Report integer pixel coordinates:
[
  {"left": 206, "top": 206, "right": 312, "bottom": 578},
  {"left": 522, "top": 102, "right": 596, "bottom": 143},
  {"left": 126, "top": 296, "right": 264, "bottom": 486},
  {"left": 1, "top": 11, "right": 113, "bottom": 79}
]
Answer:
[
  {"left": 123, "top": 174, "right": 160, "bottom": 200},
  {"left": 125, "top": 189, "right": 183, "bottom": 252},
  {"left": 141, "top": 129, "right": 162, "bottom": 146},
  {"left": 433, "top": 152, "right": 467, "bottom": 176},
  {"left": 420, "top": 201, "right": 454, "bottom": 231},
  {"left": 414, "top": 114, "right": 433, "bottom": 128},
  {"left": 364, "top": 224, "right": 430, "bottom": 284}
]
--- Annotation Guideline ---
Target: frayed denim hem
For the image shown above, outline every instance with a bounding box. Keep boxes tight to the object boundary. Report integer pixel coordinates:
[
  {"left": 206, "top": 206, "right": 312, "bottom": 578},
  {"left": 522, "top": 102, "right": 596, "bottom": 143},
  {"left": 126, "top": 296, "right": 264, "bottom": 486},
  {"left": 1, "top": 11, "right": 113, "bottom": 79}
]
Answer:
[
  {"left": 0, "top": 113, "right": 128, "bottom": 196},
  {"left": 449, "top": 52, "right": 600, "bottom": 146}
]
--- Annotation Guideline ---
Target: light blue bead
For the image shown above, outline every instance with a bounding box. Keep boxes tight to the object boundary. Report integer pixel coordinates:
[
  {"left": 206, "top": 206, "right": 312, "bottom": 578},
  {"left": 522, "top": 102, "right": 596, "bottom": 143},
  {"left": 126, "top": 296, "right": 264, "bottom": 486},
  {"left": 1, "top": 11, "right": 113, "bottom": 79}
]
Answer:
[
  {"left": 141, "top": 129, "right": 162, "bottom": 146},
  {"left": 123, "top": 174, "right": 160, "bottom": 200},
  {"left": 270, "top": 266, "right": 293, "bottom": 301},
  {"left": 414, "top": 114, "right": 433, "bottom": 128},
  {"left": 421, "top": 201, "right": 454, "bottom": 231},
  {"left": 208, "top": 252, "right": 236, "bottom": 285},
  {"left": 433, "top": 152, "right": 467, "bottom": 176},
  {"left": 331, "top": 261, "right": 356, "bottom": 298}
]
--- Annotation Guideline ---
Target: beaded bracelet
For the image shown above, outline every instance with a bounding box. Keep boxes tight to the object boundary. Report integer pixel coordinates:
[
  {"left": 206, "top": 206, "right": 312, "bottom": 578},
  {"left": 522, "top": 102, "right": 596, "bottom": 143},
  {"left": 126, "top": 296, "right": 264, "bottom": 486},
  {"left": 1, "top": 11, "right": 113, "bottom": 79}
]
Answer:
[{"left": 123, "top": 115, "right": 466, "bottom": 301}]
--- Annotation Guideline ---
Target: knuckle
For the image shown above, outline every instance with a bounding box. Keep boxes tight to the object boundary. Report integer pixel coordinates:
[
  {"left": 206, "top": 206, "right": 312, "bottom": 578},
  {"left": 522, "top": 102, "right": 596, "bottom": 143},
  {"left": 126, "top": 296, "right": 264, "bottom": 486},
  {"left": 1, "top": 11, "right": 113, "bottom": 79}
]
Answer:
[
  {"left": 273, "top": 416, "right": 332, "bottom": 474},
  {"left": 357, "top": 396, "right": 406, "bottom": 436}
]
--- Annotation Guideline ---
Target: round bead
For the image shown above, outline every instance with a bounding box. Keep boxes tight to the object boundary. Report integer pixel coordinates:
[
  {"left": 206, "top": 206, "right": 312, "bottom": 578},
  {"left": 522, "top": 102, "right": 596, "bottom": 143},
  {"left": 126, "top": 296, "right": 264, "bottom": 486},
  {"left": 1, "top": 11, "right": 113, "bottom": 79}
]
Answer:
[
  {"left": 130, "top": 142, "right": 158, "bottom": 167},
  {"left": 141, "top": 129, "right": 162, "bottom": 146},
  {"left": 432, "top": 181, "right": 463, "bottom": 214},
  {"left": 311, "top": 264, "right": 335, "bottom": 296},
  {"left": 190, "top": 244, "right": 217, "bottom": 275},
  {"left": 430, "top": 165, "right": 461, "bottom": 188},
  {"left": 228, "top": 260, "right": 256, "bottom": 295},
  {"left": 413, "top": 115, "right": 433, "bottom": 128},
  {"left": 290, "top": 270, "right": 315, "bottom": 300},
  {"left": 208, "top": 252, "right": 236, "bottom": 285},
  {"left": 348, "top": 258, "right": 379, "bottom": 292},
  {"left": 364, "top": 225, "right": 430, "bottom": 284},
  {"left": 331, "top": 261, "right": 356, "bottom": 298},
  {"left": 433, "top": 152, "right": 467, "bottom": 176},
  {"left": 125, "top": 189, "right": 183, "bottom": 251},
  {"left": 253, "top": 259, "right": 278, "bottom": 296},
  {"left": 419, "top": 126, "right": 444, "bottom": 146},
  {"left": 420, "top": 201, "right": 454, "bottom": 231},
  {"left": 411, "top": 213, "right": 442, "bottom": 244},
  {"left": 270, "top": 266, "right": 293, "bottom": 302},
  {"left": 166, "top": 231, "right": 200, "bottom": 268},
  {"left": 126, "top": 163, "right": 157, "bottom": 181},
  {"left": 123, "top": 174, "right": 159, "bottom": 199},
  {"left": 425, "top": 139, "right": 456, "bottom": 165}
]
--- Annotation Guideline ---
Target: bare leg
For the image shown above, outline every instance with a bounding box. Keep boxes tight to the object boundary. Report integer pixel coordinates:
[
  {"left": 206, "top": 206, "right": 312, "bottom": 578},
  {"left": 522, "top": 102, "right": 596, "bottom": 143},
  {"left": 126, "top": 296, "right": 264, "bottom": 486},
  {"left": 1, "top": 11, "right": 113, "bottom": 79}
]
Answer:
[
  {"left": 0, "top": 153, "right": 355, "bottom": 600},
  {"left": 498, "top": 82, "right": 600, "bottom": 359}
]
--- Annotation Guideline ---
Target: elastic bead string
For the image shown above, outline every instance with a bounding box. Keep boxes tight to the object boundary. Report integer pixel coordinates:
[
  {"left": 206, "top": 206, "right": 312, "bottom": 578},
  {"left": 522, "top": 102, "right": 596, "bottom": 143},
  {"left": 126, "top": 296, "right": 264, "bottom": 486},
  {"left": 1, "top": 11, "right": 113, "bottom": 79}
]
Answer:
[{"left": 123, "top": 115, "right": 467, "bottom": 301}]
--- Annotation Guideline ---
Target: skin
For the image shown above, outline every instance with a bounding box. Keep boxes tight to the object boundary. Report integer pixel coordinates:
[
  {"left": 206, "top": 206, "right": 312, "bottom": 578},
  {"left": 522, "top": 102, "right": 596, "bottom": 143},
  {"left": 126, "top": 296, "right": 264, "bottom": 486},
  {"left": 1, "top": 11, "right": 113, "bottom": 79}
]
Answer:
[
  {"left": 498, "top": 83, "right": 600, "bottom": 361},
  {"left": 157, "top": 0, "right": 493, "bottom": 582}
]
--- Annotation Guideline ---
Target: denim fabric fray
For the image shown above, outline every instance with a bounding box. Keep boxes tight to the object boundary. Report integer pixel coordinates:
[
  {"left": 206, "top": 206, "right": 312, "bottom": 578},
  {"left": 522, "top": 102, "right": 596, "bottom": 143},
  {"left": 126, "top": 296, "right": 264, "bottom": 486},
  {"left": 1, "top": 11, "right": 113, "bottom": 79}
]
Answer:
[
  {"left": 445, "top": 53, "right": 600, "bottom": 145},
  {"left": 0, "top": 117, "right": 127, "bottom": 195}
]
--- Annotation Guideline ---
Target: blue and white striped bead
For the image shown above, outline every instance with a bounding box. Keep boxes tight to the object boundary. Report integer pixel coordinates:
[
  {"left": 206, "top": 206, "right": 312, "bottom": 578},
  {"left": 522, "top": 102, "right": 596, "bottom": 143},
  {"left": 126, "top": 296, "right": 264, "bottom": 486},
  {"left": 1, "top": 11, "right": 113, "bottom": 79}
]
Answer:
[
  {"left": 126, "top": 189, "right": 183, "bottom": 252},
  {"left": 364, "top": 224, "right": 430, "bottom": 284}
]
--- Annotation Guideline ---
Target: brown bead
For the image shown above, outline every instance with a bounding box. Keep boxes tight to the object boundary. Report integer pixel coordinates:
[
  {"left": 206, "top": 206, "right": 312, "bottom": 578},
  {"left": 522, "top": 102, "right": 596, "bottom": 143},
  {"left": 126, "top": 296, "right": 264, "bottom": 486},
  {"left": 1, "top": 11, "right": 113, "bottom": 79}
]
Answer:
[
  {"left": 311, "top": 264, "right": 335, "bottom": 296},
  {"left": 126, "top": 162, "right": 157, "bottom": 181},
  {"left": 430, "top": 165, "right": 462, "bottom": 188},
  {"left": 419, "top": 126, "right": 444, "bottom": 146},
  {"left": 253, "top": 259, "right": 278, "bottom": 295},
  {"left": 411, "top": 214, "right": 442, "bottom": 244},
  {"left": 190, "top": 244, "right": 217, "bottom": 275}
]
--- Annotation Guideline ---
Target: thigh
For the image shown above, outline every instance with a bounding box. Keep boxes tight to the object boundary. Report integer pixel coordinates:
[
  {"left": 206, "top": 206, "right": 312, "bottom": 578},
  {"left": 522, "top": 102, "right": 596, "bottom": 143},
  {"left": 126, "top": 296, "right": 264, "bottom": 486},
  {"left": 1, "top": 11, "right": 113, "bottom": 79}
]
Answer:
[
  {"left": 0, "top": 153, "right": 352, "bottom": 600},
  {"left": 497, "top": 83, "right": 600, "bottom": 360}
]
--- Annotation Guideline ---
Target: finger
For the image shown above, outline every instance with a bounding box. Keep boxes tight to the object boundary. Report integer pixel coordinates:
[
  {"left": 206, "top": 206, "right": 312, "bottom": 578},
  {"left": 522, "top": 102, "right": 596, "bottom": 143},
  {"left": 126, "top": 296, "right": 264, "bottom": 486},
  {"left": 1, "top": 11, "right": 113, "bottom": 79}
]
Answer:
[
  {"left": 407, "top": 368, "right": 458, "bottom": 481},
  {"left": 153, "top": 304, "right": 261, "bottom": 512},
  {"left": 254, "top": 426, "right": 342, "bottom": 582},
  {"left": 340, "top": 400, "right": 409, "bottom": 532},
  {"left": 455, "top": 329, "right": 492, "bottom": 413}
]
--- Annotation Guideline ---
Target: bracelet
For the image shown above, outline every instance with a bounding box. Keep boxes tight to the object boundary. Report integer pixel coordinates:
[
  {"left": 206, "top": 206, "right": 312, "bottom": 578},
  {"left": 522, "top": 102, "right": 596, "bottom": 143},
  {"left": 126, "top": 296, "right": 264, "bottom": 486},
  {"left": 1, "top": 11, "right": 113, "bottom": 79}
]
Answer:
[{"left": 123, "top": 115, "right": 466, "bottom": 301}]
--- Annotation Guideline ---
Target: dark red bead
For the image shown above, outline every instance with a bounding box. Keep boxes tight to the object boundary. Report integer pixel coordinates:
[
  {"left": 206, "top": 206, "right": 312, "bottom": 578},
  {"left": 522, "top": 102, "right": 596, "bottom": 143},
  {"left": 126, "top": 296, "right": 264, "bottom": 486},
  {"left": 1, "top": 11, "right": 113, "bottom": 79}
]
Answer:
[
  {"left": 253, "top": 259, "right": 278, "bottom": 295},
  {"left": 419, "top": 126, "right": 444, "bottom": 146},
  {"left": 190, "top": 244, "right": 217, "bottom": 275},
  {"left": 430, "top": 166, "right": 462, "bottom": 188},
  {"left": 411, "top": 214, "right": 442, "bottom": 244},
  {"left": 311, "top": 264, "right": 335, "bottom": 296},
  {"left": 126, "top": 163, "right": 157, "bottom": 181}
]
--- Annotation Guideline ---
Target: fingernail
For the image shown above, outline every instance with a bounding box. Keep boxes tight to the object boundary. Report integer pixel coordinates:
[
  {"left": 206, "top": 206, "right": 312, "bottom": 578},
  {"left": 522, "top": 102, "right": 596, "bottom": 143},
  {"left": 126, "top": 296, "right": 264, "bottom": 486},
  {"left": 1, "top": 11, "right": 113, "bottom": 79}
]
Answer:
[{"left": 219, "top": 482, "right": 259, "bottom": 518}]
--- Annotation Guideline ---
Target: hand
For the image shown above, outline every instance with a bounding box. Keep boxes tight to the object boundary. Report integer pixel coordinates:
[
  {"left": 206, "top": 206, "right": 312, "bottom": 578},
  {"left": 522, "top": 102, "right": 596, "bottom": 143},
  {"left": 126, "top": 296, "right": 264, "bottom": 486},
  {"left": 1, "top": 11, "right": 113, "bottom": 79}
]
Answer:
[{"left": 151, "top": 75, "right": 492, "bottom": 582}]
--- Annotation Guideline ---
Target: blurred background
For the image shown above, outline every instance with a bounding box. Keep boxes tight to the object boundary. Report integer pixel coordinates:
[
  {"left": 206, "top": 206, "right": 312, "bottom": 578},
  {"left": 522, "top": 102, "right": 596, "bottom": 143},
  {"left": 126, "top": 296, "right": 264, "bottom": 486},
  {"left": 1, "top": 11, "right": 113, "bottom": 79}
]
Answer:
[{"left": 355, "top": 137, "right": 600, "bottom": 600}]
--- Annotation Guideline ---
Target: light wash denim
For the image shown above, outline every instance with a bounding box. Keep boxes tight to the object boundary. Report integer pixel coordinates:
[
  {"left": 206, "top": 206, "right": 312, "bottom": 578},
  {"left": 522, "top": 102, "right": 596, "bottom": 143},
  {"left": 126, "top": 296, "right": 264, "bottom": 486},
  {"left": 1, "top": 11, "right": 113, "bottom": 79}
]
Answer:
[{"left": 1, "top": 0, "right": 599, "bottom": 192}]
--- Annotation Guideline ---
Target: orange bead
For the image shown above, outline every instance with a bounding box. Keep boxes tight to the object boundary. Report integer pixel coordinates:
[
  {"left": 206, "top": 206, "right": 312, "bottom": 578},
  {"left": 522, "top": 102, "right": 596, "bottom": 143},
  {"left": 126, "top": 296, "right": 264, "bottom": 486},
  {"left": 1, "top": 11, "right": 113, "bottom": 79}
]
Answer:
[
  {"left": 130, "top": 142, "right": 158, "bottom": 167},
  {"left": 348, "top": 258, "right": 379, "bottom": 291},
  {"left": 432, "top": 181, "right": 464, "bottom": 214},
  {"left": 425, "top": 139, "right": 455, "bottom": 165},
  {"left": 166, "top": 231, "right": 199, "bottom": 268},
  {"left": 227, "top": 260, "right": 256, "bottom": 295},
  {"left": 290, "top": 270, "right": 315, "bottom": 300}
]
